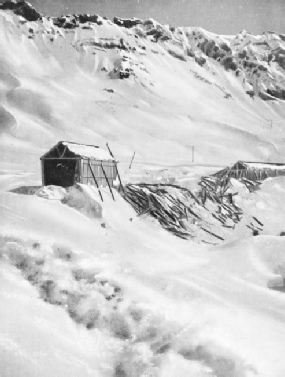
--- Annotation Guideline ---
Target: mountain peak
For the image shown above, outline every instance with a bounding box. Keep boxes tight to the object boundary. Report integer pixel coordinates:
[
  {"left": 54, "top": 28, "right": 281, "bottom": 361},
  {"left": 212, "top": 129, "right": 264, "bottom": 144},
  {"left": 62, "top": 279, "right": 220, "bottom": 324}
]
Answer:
[{"left": 0, "top": 0, "right": 42, "bottom": 21}]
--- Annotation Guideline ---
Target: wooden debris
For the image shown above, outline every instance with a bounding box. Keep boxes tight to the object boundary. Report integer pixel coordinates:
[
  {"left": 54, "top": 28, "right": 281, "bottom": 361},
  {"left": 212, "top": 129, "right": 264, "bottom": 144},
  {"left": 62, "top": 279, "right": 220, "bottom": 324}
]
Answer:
[
  {"left": 252, "top": 216, "right": 264, "bottom": 226},
  {"left": 201, "top": 227, "right": 225, "bottom": 241}
]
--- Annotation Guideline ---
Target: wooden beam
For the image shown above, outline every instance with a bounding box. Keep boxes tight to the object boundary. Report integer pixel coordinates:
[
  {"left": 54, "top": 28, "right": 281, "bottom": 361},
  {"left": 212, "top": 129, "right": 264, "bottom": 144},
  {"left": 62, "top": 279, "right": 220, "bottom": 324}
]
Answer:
[
  {"left": 88, "top": 161, "right": 103, "bottom": 202},
  {"left": 129, "top": 152, "right": 136, "bottom": 169},
  {"left": 106, "top": 143, "right": 124, "bottom": 194},
  {"left": 60, "top": 145, "right": 67, "bottom": 158},
  {"left": 41, "top": 160, "right": 45, "bottom": 186},
  {"left": 101, "top": 163, "right": 115, "bottom": 201},
  {"left": 41, "top": 158, "right": 80, "bottom": 160},
  {"left": 56, "top": 145, "right": 61, "bottom": 157}
]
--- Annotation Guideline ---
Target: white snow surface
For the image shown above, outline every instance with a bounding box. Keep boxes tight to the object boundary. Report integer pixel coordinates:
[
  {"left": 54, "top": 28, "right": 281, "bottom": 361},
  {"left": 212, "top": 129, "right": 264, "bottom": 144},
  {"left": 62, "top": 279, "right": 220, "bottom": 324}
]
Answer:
[
  {"left": 1, "top": 180, "right": 285, "bottom": 377},
  {"left": 1, "top": 5, "right": 285, "bottom": 377}
]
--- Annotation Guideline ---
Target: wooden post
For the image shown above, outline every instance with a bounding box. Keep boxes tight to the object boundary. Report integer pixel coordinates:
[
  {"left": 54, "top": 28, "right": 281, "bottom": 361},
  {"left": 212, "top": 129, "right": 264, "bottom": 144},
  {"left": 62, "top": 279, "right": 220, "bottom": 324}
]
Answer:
[
  {"left": 129, "top": 152, "right": 136, "bottom": 169},
  {"left": 41, "top": 159, "right": 45, "bottom": 186},
  {"left": 88, "top": 161, "right": 103, "bottom": 202},
  {"left": 101, "top": 163, "right": 115, "bottom": 201},
  {"left": 106, "top": 143, "right": 125, "bottom": 194}
]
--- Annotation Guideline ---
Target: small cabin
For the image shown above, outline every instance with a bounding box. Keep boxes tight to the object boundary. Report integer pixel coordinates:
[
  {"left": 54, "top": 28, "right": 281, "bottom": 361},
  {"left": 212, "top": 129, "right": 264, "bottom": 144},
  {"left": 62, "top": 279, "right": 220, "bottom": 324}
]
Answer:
[
  {"left": 214, "top": 160, "right": 285, "bottom": 182},
  {"left": 228, "top": 161, "right": 285, "bottom": 180},
  {"left": 40, "top": 141, "right": 118, "bottom": 188}
]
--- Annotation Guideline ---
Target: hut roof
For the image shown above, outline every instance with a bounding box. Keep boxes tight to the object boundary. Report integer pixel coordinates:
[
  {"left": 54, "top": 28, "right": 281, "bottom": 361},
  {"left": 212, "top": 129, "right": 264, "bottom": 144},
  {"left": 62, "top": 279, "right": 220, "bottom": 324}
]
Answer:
[
  {"left": 232, "top": 161, "right": 285, "bottom": 170},
  {"left": 41, "top": 141, "right": 116, "bottom": 162},
  {"left": 62, "top": 142, "right": 115, "bottom": 161}
]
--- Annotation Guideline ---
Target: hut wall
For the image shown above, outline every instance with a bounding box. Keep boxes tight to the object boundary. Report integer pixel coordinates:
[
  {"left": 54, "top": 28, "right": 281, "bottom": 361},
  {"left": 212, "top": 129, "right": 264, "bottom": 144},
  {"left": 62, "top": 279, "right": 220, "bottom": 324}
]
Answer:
[
  {"left": 80, "top": 159, "right": 117, "bottom": 187},
  {"left": 228, "top": 167, "right": 285, "bottom": 182}
]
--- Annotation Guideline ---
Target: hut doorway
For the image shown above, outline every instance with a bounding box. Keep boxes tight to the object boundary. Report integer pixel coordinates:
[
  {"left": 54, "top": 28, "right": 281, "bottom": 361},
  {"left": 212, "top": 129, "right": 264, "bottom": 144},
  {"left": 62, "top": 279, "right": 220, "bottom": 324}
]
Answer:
[{"left": 43, "top": 159, "right": 77, "bottom": 187}]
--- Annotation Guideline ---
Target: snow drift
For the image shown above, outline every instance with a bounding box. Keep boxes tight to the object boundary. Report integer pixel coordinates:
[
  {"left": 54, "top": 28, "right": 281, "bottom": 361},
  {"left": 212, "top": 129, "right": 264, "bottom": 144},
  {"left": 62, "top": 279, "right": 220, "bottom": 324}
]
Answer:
[{"left": 1, "top": 2, "right": 285, "bottom": 377}]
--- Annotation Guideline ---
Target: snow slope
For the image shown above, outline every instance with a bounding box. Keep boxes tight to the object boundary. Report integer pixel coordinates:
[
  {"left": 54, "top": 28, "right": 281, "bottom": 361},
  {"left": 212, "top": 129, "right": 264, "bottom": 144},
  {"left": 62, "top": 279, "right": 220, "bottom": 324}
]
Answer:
[
  {"left": 1, "top": 182, "right": 285, "bottom": 377},
  {"left": 1, "top": 2, "right": 285, "bottom": 184},
  {"left": 1, "top": 3, "right": 285, "bottom": 377}
]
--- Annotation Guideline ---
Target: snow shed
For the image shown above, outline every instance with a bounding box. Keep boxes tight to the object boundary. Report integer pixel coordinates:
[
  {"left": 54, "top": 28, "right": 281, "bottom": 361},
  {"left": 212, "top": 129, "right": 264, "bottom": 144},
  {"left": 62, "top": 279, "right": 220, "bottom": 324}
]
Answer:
[
  {"left": 40, "top": 141, "right": 118, "bottom": 188},
  {"left": 214, "top": 161, "right": 285, "bottom": 182}
]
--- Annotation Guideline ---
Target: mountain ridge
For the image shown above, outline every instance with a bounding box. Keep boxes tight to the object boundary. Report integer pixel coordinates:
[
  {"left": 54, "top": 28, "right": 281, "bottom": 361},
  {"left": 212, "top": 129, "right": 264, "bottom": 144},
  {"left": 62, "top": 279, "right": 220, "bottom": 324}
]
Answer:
[{"left": 2, "top": 1, "right": 285, "bottom": 101}]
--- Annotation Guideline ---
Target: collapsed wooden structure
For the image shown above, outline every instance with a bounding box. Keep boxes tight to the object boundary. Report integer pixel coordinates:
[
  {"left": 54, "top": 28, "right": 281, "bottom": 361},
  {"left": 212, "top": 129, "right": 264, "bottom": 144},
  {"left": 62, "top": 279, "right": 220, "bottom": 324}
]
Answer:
[
  {"left": 213, "top": 161, "right": 285, "bottom": 184},
  {"left": 40, "top": 142, "right": 122, "bottom": 200},
  {"left": 124, "top": 184, "right": 193, "bottom": 239},
  {"left": 124, "top": 183, "right": 249, "bottom": 242}
]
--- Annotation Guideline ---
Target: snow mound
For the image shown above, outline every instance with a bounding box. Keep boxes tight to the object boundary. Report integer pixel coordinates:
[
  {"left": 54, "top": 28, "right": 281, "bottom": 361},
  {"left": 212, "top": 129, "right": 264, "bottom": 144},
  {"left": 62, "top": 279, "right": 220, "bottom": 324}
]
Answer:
[{"left": 36, "top": 184, "right": 102, "bottom": 219}]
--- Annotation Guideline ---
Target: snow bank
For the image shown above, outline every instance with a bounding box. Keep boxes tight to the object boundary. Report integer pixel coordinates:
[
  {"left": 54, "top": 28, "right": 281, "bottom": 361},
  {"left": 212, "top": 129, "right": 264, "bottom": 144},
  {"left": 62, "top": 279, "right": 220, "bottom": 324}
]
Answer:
[
  {"left": 1, "top": 178, "right": 285, "bottom": 376},
  {"left": 36, "top": 184, "right": 103, "bottom": 219}
]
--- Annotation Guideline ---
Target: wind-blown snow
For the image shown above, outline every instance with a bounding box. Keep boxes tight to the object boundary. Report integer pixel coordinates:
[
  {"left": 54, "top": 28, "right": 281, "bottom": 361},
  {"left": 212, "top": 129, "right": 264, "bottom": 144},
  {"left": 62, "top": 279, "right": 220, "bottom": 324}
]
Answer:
[
  {"left": 1, "top": 180, "right": 285, "bottom": 377},
  {"left": 1, "top": 3, "right": 285, "bottom": 377}
]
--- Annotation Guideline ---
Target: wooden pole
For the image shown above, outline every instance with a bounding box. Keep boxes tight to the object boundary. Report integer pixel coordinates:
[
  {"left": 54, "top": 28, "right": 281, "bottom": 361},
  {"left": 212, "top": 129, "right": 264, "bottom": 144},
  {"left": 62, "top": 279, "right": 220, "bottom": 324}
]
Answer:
[
  {"left": 41, "top": 159, "right": 45, "bottom": 186},
  {"left": 106, "top": 143, "right": 125, "bottom": 194},
  {"left": 101, "top": 163, "right": 115, "bottom": 201},
  {"left": 88, "top": 161, "right": 104, "bottom": 202},
  {"left": 129, "top": 152, "right": 136, "bottom": 169}
]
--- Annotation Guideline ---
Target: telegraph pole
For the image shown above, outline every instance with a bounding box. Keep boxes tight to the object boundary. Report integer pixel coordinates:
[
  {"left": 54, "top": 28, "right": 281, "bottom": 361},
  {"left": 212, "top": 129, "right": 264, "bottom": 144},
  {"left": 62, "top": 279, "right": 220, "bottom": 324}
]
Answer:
[{"left": 129, "top": 151, "right": 136, "bottom": 169}]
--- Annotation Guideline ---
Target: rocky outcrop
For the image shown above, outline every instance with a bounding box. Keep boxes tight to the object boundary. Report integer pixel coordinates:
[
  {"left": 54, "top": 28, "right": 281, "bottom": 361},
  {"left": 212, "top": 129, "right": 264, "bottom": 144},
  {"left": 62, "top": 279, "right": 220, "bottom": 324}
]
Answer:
[
  {"left": 1, "top": 2, "right": 285, "bottom": 100},
  {"left": 0, "top": 0, "right": 42, "bottom": 21},
  {"left": 53, "top": 14, "right": 103, "bottom": 29},
  {"left": 113, "top": 17, "right": 142, "bottom": 29}
]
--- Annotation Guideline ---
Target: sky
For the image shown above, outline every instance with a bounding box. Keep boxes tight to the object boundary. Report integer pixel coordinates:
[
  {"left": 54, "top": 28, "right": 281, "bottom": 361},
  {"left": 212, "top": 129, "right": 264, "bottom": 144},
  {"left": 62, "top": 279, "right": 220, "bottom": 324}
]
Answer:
[{"left": 27, "top": 0, "right": 285, "bottom": 35}]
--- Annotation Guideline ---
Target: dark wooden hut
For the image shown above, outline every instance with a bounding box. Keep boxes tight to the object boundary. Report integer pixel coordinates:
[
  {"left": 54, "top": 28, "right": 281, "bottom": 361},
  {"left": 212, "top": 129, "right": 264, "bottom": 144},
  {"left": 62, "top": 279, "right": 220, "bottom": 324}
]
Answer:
[{"left": 40, "top": 141, "right": 118, "bottom": 188}]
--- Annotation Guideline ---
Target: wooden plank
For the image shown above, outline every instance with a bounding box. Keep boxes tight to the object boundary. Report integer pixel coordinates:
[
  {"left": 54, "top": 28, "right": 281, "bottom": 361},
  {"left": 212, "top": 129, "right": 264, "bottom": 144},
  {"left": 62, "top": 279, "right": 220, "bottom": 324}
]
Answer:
[
  {"left": 201, "top": 227, "right": 224, "bottom": 241},
  {"left": 40, "top": 157, "right": 80, "bottom": 160},
  {"left": 106, "top": 143, "right": 124, "bottom": 194},
  {"left": 60, "top": 145, "right": 67, "bottom": 158},
  {"left": 88, "top": 161, "right": 103, "bottom": 202},
  {"left": 101, "top": 163, "right": 115, "bottom": 201},
  {"left": 56, "top": 145, "right": 61, "bottom": 157},
  {"left": 41, "top": 160, "right": 45, "bottom": 186}
]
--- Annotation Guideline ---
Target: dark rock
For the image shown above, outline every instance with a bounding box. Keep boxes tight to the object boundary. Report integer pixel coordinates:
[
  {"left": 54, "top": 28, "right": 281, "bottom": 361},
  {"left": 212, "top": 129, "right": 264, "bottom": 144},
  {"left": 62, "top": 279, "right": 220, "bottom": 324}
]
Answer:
[
  {"left": 222, "top": 56, "right": 238, "bottom": 71},
  {"left": 220, "top": 42, "right": 232, "bottom": 53},
  {"left": 113, "top": 16, "right": 142, "bottom": 28},
  {"left": 195, "top": 56, "right": 206, "bottom": 66},
  {"left": 77, "top": 13, "right": 102, "bottom": 25},
  {"left": 0, "top": 0, "right": 17, "bottom": 10},
  {"left": 168, "top": 49, "right": 186, "bottom": 61},
  {"left": 259, "top": 91, "right": 276, "bottom": 101},
  {"left": 119, "top": 70, "right": 130, "bottom": 79},
  {"left": 0, "top": 1, "right": 42, "bottom": 21},
  {"left": 246, "top": 90, "right": 255, "bottom": 98},
  {"left": 266, "top": 88, "right": 285, "bottom": 100}
]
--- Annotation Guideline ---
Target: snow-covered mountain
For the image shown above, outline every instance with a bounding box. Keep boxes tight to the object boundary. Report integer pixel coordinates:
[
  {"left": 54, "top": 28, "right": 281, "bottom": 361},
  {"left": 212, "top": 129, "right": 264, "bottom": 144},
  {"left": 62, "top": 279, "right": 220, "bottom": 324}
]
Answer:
[
  {"left": 1, "top": 0, "right": 285, "bottom": 183},
  {"left": 1, "top": 3, "right": 285, "bottom": 377}
]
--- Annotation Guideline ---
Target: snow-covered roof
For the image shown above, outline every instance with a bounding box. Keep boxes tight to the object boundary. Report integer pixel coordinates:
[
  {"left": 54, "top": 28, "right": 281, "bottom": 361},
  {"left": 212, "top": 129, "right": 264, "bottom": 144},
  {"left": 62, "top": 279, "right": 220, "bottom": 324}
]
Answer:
[
  {"left": 62, "top": 142, "right": 115, "bottom": 161},
  {"left": 235, "top": 161, "right": 285, "bottom": 170}
]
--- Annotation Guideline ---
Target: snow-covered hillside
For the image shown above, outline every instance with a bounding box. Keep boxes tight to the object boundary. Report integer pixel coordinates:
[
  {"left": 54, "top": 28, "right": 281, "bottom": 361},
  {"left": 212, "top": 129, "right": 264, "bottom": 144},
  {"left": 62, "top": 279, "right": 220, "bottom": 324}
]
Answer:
[
  {"left": 2, "top": 180, "right": 285, "bottom": 377},
  {"left": 1, "top": 1, "right": 285, "bottom": 183},
  {"left": 1, "top": 2, "right": 285, "bottom": 377}
]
